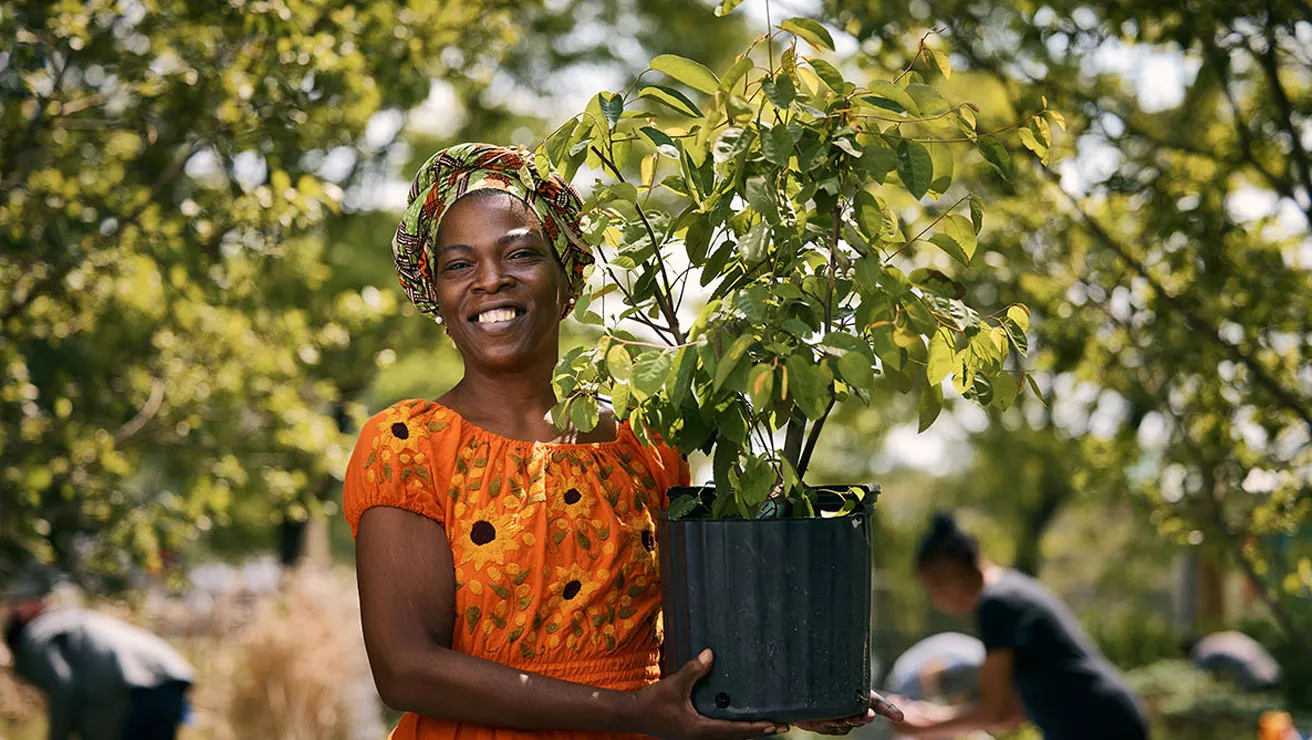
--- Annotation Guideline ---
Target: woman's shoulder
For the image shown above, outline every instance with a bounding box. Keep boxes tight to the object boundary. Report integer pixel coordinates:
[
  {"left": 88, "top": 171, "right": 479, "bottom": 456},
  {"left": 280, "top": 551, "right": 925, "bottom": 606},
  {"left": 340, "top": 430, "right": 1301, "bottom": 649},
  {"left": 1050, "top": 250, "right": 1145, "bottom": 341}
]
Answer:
[{"left": 356, "top": 398, "right": 458, "bottom": 443}]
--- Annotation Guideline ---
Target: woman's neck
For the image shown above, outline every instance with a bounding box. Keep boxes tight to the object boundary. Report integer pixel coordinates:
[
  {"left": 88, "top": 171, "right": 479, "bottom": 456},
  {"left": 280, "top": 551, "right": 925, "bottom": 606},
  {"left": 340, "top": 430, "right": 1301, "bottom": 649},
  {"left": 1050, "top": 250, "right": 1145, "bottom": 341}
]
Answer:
[{"left": 443, "top": 372, "right": 556, "bottom": 426}]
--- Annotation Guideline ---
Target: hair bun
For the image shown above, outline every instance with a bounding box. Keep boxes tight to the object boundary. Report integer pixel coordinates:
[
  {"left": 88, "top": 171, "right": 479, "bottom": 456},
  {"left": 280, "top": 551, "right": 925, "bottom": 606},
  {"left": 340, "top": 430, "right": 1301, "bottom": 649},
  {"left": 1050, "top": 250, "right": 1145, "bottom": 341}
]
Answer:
[{"left": 929, "top": 511, "right": 959, "bottom": 535}]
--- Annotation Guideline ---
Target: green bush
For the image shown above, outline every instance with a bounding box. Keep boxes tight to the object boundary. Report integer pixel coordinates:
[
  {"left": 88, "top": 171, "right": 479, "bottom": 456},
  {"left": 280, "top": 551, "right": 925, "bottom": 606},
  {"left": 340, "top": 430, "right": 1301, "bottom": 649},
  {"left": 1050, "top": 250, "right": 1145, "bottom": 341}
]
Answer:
[
  {"left": 1234, "top": 617, "right": 1312, "bottom": 712},
  {"left": 1086, "top": 612, "right": 1183, "bottom": 671},
  {"left": 1126, "top": 659, "right": 1289, "bottom": 740}
]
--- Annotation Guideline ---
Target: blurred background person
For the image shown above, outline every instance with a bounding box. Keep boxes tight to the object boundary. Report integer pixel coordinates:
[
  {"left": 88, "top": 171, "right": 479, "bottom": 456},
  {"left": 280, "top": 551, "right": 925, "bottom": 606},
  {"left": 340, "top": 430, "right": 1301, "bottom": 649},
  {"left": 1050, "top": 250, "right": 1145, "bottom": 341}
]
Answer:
[
  {"left": 884, "top": 632, "right": 985, "bottom": 707},
  {"left": 1187, "top": 631, "right": 1283, "bottom": 692},
  {"left": 3, "top": 576, "right": 195, "bottom": 740},
  {"left": 891, "top": 513, "right": 1148, "bottom": 740}
]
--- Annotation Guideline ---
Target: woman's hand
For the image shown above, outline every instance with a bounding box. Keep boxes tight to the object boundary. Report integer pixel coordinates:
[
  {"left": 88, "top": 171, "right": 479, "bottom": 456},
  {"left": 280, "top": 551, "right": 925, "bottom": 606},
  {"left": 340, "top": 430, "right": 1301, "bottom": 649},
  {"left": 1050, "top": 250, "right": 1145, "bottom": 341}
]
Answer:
[
  {"left": 794, "top": 691, "right": 905, "bottom": 735},
  {"left": 634, "top": 649, "right": 788, "bottom": 740}
]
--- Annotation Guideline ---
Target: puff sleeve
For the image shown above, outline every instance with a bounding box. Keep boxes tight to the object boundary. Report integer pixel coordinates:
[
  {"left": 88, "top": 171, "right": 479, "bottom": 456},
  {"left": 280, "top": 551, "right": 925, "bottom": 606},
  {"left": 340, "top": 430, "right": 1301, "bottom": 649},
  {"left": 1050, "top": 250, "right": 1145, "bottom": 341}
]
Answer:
[{"left": 343, "top": 400, "right": 451, "bottom": 537}]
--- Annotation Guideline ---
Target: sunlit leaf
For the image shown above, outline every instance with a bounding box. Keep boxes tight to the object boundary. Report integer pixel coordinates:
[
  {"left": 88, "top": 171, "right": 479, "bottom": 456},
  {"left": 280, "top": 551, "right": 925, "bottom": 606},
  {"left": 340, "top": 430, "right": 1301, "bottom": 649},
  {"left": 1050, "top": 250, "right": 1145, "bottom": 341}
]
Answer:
[
  {"left": 639, "top": 126, "right": 679, "bottom": 158},
  {"left": 651, "top": 54, "right": 721, "bottom": 95},
  {"left": 779, "top": 17, "right": 835, "bottom": 52},
  {"left": 638, "top": 85, "right": 703, "bottom": 117}
]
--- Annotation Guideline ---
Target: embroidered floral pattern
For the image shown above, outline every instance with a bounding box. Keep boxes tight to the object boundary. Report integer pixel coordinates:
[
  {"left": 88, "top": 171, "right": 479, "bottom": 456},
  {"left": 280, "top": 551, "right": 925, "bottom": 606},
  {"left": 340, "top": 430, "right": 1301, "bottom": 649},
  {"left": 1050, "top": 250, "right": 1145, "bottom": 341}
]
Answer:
[{"left": 344, "top": 399, "right": 689, "bottom": 686}]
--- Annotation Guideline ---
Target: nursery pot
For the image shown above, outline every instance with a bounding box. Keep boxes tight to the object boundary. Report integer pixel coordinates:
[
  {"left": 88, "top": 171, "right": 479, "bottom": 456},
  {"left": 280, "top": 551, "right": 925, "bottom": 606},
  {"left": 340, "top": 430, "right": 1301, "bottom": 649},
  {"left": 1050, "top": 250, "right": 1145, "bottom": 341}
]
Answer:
[{"left": 658, "top": 485, "right": 878, "bottom": 722}]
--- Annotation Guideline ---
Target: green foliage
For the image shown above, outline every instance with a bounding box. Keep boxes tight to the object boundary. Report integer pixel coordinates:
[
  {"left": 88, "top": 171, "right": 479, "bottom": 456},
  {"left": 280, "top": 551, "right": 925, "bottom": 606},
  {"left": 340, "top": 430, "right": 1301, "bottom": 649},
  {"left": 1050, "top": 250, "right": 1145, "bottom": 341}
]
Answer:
[
  {"left": 1126, "top": 660, "right": 1297, "bottom": 740},
  {"left": 826, "top": 0, "right": 1312, "bottom": 650},
  {"left": 542, "top": 12, "right": 1046, "bottom": 517},
  {"left": 0, "top": 0, "right": 519, "bottom": 584}
]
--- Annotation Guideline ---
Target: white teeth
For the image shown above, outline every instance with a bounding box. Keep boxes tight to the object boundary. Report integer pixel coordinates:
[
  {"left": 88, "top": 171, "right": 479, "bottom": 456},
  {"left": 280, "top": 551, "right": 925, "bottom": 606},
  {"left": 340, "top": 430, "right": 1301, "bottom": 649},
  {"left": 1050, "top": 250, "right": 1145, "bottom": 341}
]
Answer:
[{"left": 477, "top": 308, "right": 517, "bottom": 324}]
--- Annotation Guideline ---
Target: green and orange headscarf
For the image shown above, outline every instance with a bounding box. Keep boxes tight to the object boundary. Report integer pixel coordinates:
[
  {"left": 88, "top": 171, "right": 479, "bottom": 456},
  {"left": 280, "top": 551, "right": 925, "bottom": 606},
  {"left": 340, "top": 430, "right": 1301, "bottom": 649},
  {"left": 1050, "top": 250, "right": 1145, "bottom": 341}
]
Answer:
[{"left": 391, "top": 143, "right": 594, "bottom": 322}]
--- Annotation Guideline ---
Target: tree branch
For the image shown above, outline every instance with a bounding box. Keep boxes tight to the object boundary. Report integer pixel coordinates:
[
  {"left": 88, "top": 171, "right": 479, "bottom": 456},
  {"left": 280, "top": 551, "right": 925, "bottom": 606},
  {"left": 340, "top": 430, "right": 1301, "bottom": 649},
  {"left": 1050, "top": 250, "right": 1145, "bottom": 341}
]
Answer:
[{"left": 1042, "top": 168, "right": 1312, "bottom": 434}]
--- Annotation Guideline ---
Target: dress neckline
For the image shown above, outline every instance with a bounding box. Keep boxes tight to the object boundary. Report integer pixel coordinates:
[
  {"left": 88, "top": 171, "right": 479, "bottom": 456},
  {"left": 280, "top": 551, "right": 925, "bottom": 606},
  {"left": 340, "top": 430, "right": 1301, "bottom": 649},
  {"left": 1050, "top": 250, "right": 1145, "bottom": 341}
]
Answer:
[{"left": 429, "top": 400, "right": 631, "bottom": 449}]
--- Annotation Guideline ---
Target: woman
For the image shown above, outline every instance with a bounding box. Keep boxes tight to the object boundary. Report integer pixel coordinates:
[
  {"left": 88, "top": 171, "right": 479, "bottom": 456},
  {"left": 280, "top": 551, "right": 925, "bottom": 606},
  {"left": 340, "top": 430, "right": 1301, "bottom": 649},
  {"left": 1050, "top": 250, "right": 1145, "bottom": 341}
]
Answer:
[
  {"left": 891, "top": 514, "right": 1147, "bottom": 740},
  {"left": 346, "top": 144, "right": 902, "bottom": 739}
]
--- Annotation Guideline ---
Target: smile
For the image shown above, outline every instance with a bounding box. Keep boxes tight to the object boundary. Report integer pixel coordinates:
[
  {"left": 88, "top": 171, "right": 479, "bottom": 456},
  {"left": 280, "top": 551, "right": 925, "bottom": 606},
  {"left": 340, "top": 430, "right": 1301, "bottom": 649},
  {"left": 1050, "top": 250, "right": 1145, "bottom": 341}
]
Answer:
[{"left": 472, "top": 307, "right": 525, "bottom": 325}]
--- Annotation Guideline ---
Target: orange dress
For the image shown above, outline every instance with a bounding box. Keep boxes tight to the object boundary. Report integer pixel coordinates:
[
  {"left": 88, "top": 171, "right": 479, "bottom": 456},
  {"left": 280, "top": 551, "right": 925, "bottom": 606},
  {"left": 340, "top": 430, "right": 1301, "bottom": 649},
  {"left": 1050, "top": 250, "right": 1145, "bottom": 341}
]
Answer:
[{"left": 344, "top": 399, "right": 688, "bottom": 740}]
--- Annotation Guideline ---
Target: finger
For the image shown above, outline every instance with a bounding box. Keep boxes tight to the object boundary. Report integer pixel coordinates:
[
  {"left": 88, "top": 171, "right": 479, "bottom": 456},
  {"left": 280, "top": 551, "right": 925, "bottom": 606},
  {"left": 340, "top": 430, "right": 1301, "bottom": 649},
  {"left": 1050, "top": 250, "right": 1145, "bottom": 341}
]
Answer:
[
  {"left": 674, "top": 648, "right": 715, "bottom": 693},
  {"left": 869, "top": 691, "right": 905, "bottom": 722},
  {"left": 690, "top": 719, "right": 786, "bottom": 740}
]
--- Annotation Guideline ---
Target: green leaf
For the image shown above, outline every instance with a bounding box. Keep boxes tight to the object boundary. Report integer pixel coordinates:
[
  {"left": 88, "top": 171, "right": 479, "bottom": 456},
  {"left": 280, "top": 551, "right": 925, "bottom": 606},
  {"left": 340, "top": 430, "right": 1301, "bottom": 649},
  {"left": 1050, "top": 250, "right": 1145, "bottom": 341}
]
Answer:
[
  {"left": 744, "top": 176, "right": 780, "bottom": 222},
  {"left": 838, "top": 352, "right": 875, "bottom": 391},
  {"left": 762, "top": 74, "right": 796, "bottom": 109},
  {"left": 918, "top": 382, "right": 943, "bottom": 432},
  {"left": 747, "top": 364, "right": 775, "bottom": 410},
  {"left": 740, "top": 455, "right": 775, "bottom": 506},
  {"left": 715, "top": 0, "right": 746, "bottom": 16},
  {"left": 670, "top": 346, "right": 698, "bottom": 405},
  {"left": 864, "top": 81, "right": 919, "bottom": 115},
  {"left": 992, "top": 373, "right": 1019, "bottom": 411},
  {"left": 896, "top": 140, "right": 933, "bottom": 200},
  {"left": 927, "top": 327, "right": 955, "bottom": 385},
  {"left": 1024, "top": 373, "right": 1046, "bottom": 406},
  {"left": 667, "top": 493, "right": 699, "bottom": 520},
  {"left": 854, "top": 189, "right": 884, "bottom": 241},
  {"left": 1018, "top": 127, "right": 1049, "bottom": 165},
  {"left": 1006, "top": 305, "right": 1030, "bottom": 333},
  {"left": 977, "top": 136, "right": 1012, "bottom": 183},
  {"left": 714, "top": 334, "right": 755, "bottom": 392},
  {"left": 807, "top": 57, "right": 846, "bottom": 92},
  {"left": 906, "top": 83, "right": 950, "bottom": 116},
  {"left": 651, "top": 54, "right": 720, "bottom": 95},
  {"left": 928, "top": 214, "right": 977, "bottom": 265},
  {"left": 738, "top": 221, "right": 769, "bottom": 263},
  {"left": 968, "top": 194, "right": 986, "bottom": 234},
  {"left": 779, "top": 17, "right": 835, "bottom": 51},
  {"left": 785, "top": 355, "right": 828, "bottom": 419},
  {"left": 639, "top": 85, "right": 703, "bottom": 118},
  {"left": 957, "top": 106, "right": 978, "bottom": 139},
  {"left": 927, "top": 142, "right": 954, "bottom": 198},
  {"left": 1046, "top": 109, "right": 1066, "bottom": 131},
  {"left": 606, "top": 345, "right": 633, "bottom": 381},
  {"left": 638, "top": 126, "right": 679, "bottom": 158},
  {"left": 600, "top": 93, "right": 624, "bottom": 128},
  {"left": 720, "top": 56, "right": 754, "bottom": 93},
  {"left": 930, "top": 49, "right": 952, "bottom": 80},
  {"left": 611, "top": 381, "right": 630, "bottom": 417},
  {"left": 763, "top": 124, "right": 798, "bottom": 166},
  {"left": 632, "top": 352, "right": 672, "bottom": 398},
  {"left": 571, "top": 395, "right": 600, "bottom": 432},
  {"left": 585, "top": 94, "right": 611, "bottom": 137},
  {"left": 858, "top": 139, "right": 898, "bottom": 182}
]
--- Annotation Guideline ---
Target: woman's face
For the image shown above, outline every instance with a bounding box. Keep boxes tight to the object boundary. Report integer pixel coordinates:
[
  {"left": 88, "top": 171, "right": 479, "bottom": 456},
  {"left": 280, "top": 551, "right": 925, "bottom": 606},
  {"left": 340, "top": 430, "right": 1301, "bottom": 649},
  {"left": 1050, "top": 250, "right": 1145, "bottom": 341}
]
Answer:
[
  {"left": 434, "top": 190, "right": 569, "bottom": 374},
  {"left": 917, "top": 560, "right": 980, "bottom": 616}
]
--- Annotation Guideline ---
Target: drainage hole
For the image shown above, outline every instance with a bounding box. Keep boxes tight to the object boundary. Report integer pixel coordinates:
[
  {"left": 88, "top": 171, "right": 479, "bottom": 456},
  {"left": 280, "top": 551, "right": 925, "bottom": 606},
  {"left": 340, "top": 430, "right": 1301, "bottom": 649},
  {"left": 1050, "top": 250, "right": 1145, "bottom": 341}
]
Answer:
[{"left": 714, "top": 692, "right": 732, "bottom": 709}]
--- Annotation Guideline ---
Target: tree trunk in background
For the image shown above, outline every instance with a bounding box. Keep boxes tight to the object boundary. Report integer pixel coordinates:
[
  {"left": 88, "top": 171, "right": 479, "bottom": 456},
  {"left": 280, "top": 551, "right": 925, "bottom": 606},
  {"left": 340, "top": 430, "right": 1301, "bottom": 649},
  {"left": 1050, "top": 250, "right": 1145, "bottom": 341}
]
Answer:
[{"left": 1193, "top": 549, "right": 1228, "bottom": 633}]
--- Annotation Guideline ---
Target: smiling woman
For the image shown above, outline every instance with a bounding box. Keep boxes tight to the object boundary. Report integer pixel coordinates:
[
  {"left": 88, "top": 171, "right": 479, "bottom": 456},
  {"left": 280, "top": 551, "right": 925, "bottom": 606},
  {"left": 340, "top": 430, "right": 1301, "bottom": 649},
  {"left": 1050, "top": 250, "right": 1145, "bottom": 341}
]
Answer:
[{"left": 345, "top": 143, "right": 818, "bottom": 740}]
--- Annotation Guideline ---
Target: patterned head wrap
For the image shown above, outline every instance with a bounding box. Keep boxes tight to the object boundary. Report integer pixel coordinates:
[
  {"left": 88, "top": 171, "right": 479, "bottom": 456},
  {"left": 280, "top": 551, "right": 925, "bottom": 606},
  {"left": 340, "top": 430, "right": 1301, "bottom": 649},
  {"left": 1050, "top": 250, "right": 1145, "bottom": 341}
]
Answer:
[{"left": 391, "top": 143, "right": 594, "bottom": 323}]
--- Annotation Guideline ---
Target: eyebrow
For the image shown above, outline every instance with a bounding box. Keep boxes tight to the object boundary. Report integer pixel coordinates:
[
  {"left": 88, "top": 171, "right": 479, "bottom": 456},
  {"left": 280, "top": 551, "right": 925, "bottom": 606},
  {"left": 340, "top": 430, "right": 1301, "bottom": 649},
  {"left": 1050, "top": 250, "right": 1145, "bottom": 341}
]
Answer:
[{"left": 438, "top": 229, "right": 542, "bottom": 254}]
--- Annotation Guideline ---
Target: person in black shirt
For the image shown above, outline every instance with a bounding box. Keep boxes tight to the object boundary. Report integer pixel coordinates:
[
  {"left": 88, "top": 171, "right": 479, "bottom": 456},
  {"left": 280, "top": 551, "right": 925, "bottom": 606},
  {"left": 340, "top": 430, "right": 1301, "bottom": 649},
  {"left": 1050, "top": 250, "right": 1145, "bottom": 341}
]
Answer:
[{"left": 890, "top": 514, "right": 1148, "bottom": 740}]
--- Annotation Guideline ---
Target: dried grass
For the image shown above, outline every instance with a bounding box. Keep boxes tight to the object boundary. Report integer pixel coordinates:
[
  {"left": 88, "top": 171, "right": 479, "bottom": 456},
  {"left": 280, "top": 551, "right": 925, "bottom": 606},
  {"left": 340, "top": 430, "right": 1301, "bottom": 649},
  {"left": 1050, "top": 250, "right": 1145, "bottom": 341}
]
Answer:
[
  {"left": 0, "top": 565, "right": 382, "bottom": 740},
  {"left": 198, "top": 567, "right": 374, "bottom": 740}
]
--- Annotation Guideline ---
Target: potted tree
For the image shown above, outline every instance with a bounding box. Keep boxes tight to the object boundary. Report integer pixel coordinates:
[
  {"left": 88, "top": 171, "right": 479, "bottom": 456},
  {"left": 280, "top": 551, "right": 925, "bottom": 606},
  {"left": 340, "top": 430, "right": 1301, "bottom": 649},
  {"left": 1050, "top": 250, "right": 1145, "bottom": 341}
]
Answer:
[{"left": 536, "top": 1, "right": 1054, "bottom": 723}]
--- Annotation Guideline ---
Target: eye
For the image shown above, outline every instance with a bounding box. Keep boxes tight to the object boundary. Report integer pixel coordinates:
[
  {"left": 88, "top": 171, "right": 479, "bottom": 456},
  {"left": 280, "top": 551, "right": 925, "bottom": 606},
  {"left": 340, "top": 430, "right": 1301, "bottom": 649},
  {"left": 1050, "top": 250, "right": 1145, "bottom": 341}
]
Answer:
[
  {"left": 509, "top": 248, "right": 541, "bottom": 260},
  {"left": 441, "top": 259, "right": 472, "bottom": 273}
]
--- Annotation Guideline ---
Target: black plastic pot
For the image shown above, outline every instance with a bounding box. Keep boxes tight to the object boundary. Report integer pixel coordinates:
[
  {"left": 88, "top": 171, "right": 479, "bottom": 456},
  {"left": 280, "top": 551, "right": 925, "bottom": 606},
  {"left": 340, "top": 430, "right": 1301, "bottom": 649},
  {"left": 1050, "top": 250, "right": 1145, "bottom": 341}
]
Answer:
[{"left": 658, "top": 485, "right": 878, "bottom": 722}]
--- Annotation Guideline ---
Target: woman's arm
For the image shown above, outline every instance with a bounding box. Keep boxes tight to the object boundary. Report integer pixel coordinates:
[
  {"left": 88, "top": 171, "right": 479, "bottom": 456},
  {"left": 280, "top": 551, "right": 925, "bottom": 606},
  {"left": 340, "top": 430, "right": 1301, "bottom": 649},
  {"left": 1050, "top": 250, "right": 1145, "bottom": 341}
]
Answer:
[
  {"left": 356, "top": 506, "right": 782, "bottom": 739},
  {"left": 890, "top": 649, "right": 1020, "bottom": 738}
]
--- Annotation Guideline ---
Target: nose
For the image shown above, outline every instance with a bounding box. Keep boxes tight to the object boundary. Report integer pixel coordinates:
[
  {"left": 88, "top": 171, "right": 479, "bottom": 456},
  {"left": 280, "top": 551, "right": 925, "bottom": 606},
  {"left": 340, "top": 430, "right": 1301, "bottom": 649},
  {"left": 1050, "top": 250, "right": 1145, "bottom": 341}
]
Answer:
[{"left": 471, "top": 259, "right": 514, "bottom": 294}]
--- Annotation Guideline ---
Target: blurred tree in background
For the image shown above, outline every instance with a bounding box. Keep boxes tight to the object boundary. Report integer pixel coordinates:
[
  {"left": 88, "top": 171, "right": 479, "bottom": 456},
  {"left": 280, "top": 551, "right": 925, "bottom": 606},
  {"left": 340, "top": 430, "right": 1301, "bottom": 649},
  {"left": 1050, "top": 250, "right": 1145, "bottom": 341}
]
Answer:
[
  {"left": 0, "top": 0, "right": 522, "bottom": 585},
  {"left": 819, "top": 0, "right": 1312, "bottom": 655},
  {"left": 0, "top": 0, "right": 752, "bottom": 586}
]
